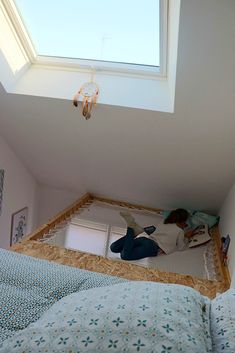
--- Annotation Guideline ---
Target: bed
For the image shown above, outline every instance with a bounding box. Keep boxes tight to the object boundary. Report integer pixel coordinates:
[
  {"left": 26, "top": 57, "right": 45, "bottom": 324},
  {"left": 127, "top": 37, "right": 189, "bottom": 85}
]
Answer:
[
  {"left": 43, "top": 202, "right": 211, "bottom": 279},
  {"left": 9, "top": 193, "right": 230, "bottom": 298},
  {"left": 0, "top": 248, "right": 234, "bottom": 353}
]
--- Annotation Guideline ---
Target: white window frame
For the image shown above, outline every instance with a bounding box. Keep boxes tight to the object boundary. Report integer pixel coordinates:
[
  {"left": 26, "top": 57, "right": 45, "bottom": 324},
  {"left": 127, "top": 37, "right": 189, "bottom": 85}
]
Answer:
[
  {"left": 68, "top": 218, "right": 127, "bottom": 258},
  {"left": 2, "top": 0, "right": 168, "bottom": 78}
]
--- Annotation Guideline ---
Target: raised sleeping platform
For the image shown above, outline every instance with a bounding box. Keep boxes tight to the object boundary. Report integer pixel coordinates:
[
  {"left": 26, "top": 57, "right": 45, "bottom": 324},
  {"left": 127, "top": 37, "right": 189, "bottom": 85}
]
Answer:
[{"left": 10, "top": 193, "right": 230, "bottom": 299}]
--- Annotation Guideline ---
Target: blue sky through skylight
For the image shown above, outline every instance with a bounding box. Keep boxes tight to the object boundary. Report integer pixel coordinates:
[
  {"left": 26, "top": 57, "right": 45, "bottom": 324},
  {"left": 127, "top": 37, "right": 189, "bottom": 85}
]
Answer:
[{"left": 14, "top": 0, "right": 160, "bottom": 67}]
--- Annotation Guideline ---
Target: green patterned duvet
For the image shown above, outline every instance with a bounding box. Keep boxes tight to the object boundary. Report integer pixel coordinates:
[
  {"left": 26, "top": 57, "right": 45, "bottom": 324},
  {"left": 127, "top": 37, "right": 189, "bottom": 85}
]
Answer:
[
  {"left": 2, "top": 248, "right": 231, "bottom": 353},
  {"left": 0, "top": 248, "right": 126, "bottom": 343},
  {"left": 0, "top": 280, "right": 212, "bottom": 352}
]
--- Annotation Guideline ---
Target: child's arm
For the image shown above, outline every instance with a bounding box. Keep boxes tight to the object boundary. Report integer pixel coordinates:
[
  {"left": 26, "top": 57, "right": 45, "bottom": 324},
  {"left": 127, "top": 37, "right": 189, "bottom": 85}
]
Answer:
[{"left": 177, "top": 230, "right": 189, "bottom": 250}]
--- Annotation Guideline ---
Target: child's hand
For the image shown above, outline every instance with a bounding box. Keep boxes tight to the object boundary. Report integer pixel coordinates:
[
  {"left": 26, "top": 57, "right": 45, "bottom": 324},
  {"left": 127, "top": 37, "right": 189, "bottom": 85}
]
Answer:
[{"left": 184, "top": 230, "right": 194, "bottom": 239}]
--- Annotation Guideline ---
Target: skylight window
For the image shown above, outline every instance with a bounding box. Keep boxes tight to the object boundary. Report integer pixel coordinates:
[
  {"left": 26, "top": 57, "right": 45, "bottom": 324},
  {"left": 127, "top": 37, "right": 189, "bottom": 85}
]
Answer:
[{"left": 13, "top": 0, "right": 161, "bottom": 68}]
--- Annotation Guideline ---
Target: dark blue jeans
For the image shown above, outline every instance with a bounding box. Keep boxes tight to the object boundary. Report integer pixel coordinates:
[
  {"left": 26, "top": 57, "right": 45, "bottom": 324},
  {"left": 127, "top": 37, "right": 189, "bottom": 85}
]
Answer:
[{"left": 110, "top": 227, "right": 159, "bottom": 261}]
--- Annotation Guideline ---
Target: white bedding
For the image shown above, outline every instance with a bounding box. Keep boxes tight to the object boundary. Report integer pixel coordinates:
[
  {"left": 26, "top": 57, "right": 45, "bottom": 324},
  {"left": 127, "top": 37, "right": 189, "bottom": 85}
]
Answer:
[{"left": 108, "top": 242, "right": 209, "bottom": 278}]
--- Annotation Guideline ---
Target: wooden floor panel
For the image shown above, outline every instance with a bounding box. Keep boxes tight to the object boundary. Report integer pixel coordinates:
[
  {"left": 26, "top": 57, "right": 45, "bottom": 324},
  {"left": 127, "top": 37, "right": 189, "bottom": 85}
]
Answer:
[{"left": 11, "top": 240, "right": 227, "bottom": 298}]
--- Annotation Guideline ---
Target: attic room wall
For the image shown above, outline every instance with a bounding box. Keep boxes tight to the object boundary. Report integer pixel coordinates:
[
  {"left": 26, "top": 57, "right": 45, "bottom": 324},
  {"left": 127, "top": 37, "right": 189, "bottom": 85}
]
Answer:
[
  {"left": 219, "top": 181, "right": 235, "bottom": 286},
  {"left": 1, "top": 0, "right": 235, "bottom": 214},
  {"left": 37, "top": 185, "right": 80, "bottom": 226},
  {"left": 0, "top": 136, "right": 38, "bottom": 248}
]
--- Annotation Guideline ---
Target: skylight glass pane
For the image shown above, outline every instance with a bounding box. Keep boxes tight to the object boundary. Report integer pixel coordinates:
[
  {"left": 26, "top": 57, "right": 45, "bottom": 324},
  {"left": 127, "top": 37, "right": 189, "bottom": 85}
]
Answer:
[{"left": 14, "top": 0, "right": 160, "bottom": 67}]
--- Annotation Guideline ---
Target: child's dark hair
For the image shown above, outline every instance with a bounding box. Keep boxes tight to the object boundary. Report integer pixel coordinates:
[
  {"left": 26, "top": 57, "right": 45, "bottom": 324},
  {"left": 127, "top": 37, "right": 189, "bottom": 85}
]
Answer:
[{"left": 164, "top": 208, "right": 189, "bottom": 224}]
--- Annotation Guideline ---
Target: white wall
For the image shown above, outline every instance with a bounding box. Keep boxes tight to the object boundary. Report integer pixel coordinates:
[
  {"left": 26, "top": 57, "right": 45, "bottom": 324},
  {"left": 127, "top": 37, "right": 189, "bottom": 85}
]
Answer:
[
  {"left": 37, "top": 185, "right": 81, "bottom": 226},
  {"left": 1, "top": 0, "right": 235, "bottom": 213},
  {"left": 0, "top": 136, "right": 38, "bottom": 248},
  {"left": 219, "top": 182, "right": 235, "bottom": 285}
]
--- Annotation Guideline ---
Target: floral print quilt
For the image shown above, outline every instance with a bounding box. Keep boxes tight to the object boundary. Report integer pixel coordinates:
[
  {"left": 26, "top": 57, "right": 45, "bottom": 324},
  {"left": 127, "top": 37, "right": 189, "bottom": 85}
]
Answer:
[
  {"left": 1, "top": 248, "right": 234, "bottom": 353},
  {"left": 0, "top": 281, "right": 212, "bottom": 353}
]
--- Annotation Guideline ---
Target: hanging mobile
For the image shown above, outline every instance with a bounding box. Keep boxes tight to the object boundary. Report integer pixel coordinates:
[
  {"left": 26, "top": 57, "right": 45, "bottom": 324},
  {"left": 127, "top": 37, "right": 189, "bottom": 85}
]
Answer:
[{"left": 73, "top": 72, "right": 99, "bottom": 120}]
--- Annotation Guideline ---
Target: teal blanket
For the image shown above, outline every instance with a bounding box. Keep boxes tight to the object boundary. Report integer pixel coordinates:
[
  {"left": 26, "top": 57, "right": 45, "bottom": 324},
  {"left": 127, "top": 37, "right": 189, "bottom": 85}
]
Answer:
[
  {"left": 2, "top": 248, "right": 232, "bottom": 353},
  {"left": 0, "top": 280, "right": 212, "bottom": 352},
  {"left": 0, "top": 248, "right": 126, "bottom": 343}
]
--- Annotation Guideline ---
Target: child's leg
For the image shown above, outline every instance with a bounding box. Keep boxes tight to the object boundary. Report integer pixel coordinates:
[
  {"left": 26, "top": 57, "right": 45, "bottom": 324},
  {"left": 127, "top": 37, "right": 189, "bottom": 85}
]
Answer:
[
  {"left": 110, "top": 235, "right": 126, "bottom": 253},
  {"left": 110, "top": 227, "right": 136, "bottom": 253},
  {"left": 119, "top": 211, "right": 144, "bottom": 236},
  {"left": 120, "top": 211, "right": 156, "bottom": 236},
  {"left": 121, "top": 230, "right": 159, "bottom": 261}
]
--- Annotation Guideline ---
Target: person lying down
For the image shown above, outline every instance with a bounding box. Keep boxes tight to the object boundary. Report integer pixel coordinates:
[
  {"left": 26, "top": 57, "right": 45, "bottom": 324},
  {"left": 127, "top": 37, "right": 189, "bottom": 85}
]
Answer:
[{"left": 110, "top": 209, "right": 195, "bottom": 261}]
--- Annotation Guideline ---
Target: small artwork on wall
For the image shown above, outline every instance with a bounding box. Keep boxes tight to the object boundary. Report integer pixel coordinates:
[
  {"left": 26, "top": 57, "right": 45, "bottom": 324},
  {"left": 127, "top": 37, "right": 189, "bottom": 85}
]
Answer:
[
  {"left": 0, "top": 169, "right": 4, "bottom": 216},
  {"left": 221, "top": 234, "right": 230, "bottom": 266},
  {"left": 10, "top": 207, "right": 28, "bottom": 245}
]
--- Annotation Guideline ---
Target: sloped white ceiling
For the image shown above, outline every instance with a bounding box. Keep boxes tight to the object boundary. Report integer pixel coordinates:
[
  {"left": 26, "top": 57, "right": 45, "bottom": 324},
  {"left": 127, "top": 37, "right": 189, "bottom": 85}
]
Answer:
[{"left": 0, "top": 0, "right": 235, "bottom": 212}]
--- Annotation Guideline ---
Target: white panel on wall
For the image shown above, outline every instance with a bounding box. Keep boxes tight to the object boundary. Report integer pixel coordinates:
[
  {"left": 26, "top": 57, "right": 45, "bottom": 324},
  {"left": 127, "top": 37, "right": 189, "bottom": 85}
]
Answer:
[{"left": 65, "top": 224, "right": 107, "bottom": 256}]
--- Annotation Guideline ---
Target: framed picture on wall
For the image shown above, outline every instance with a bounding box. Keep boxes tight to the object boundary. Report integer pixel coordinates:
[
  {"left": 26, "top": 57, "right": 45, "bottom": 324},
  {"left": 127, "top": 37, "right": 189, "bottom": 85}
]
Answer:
[
  {"left": 221, "top": 234, "right": 230, "bottom": 266},
  {"left": 10, "top": 207, "right": 28, "bottom": 245},
  {"left": 0, "top": 169, "right": 4, "bottom": 216}
]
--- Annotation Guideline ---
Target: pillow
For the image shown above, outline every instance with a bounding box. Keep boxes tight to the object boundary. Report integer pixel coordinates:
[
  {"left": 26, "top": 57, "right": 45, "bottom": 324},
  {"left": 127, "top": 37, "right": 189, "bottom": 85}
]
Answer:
[
  {"left": 0, "top": 249, "right": 126, "bottom": 343},
  {"left": 162, "top": 210, "right": 172, "bottom": 219},
  {"left": 162, "top": 210, "right": 219, "bottom": 229},
  {"left": 187, "top": 211, "right": 219, "bottom": 229},
  {"left": 210, "top": 289, "right": 235, "bottom": 353},
  {"left": 0, "top": 282, "right": 212, "bottom": 353}
]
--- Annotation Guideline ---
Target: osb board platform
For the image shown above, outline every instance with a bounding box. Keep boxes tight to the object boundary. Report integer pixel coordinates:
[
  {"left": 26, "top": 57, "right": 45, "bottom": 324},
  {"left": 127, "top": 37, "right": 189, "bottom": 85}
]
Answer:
[{"left": 11, "top": 239, "right": 227, "bottom": 299}]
